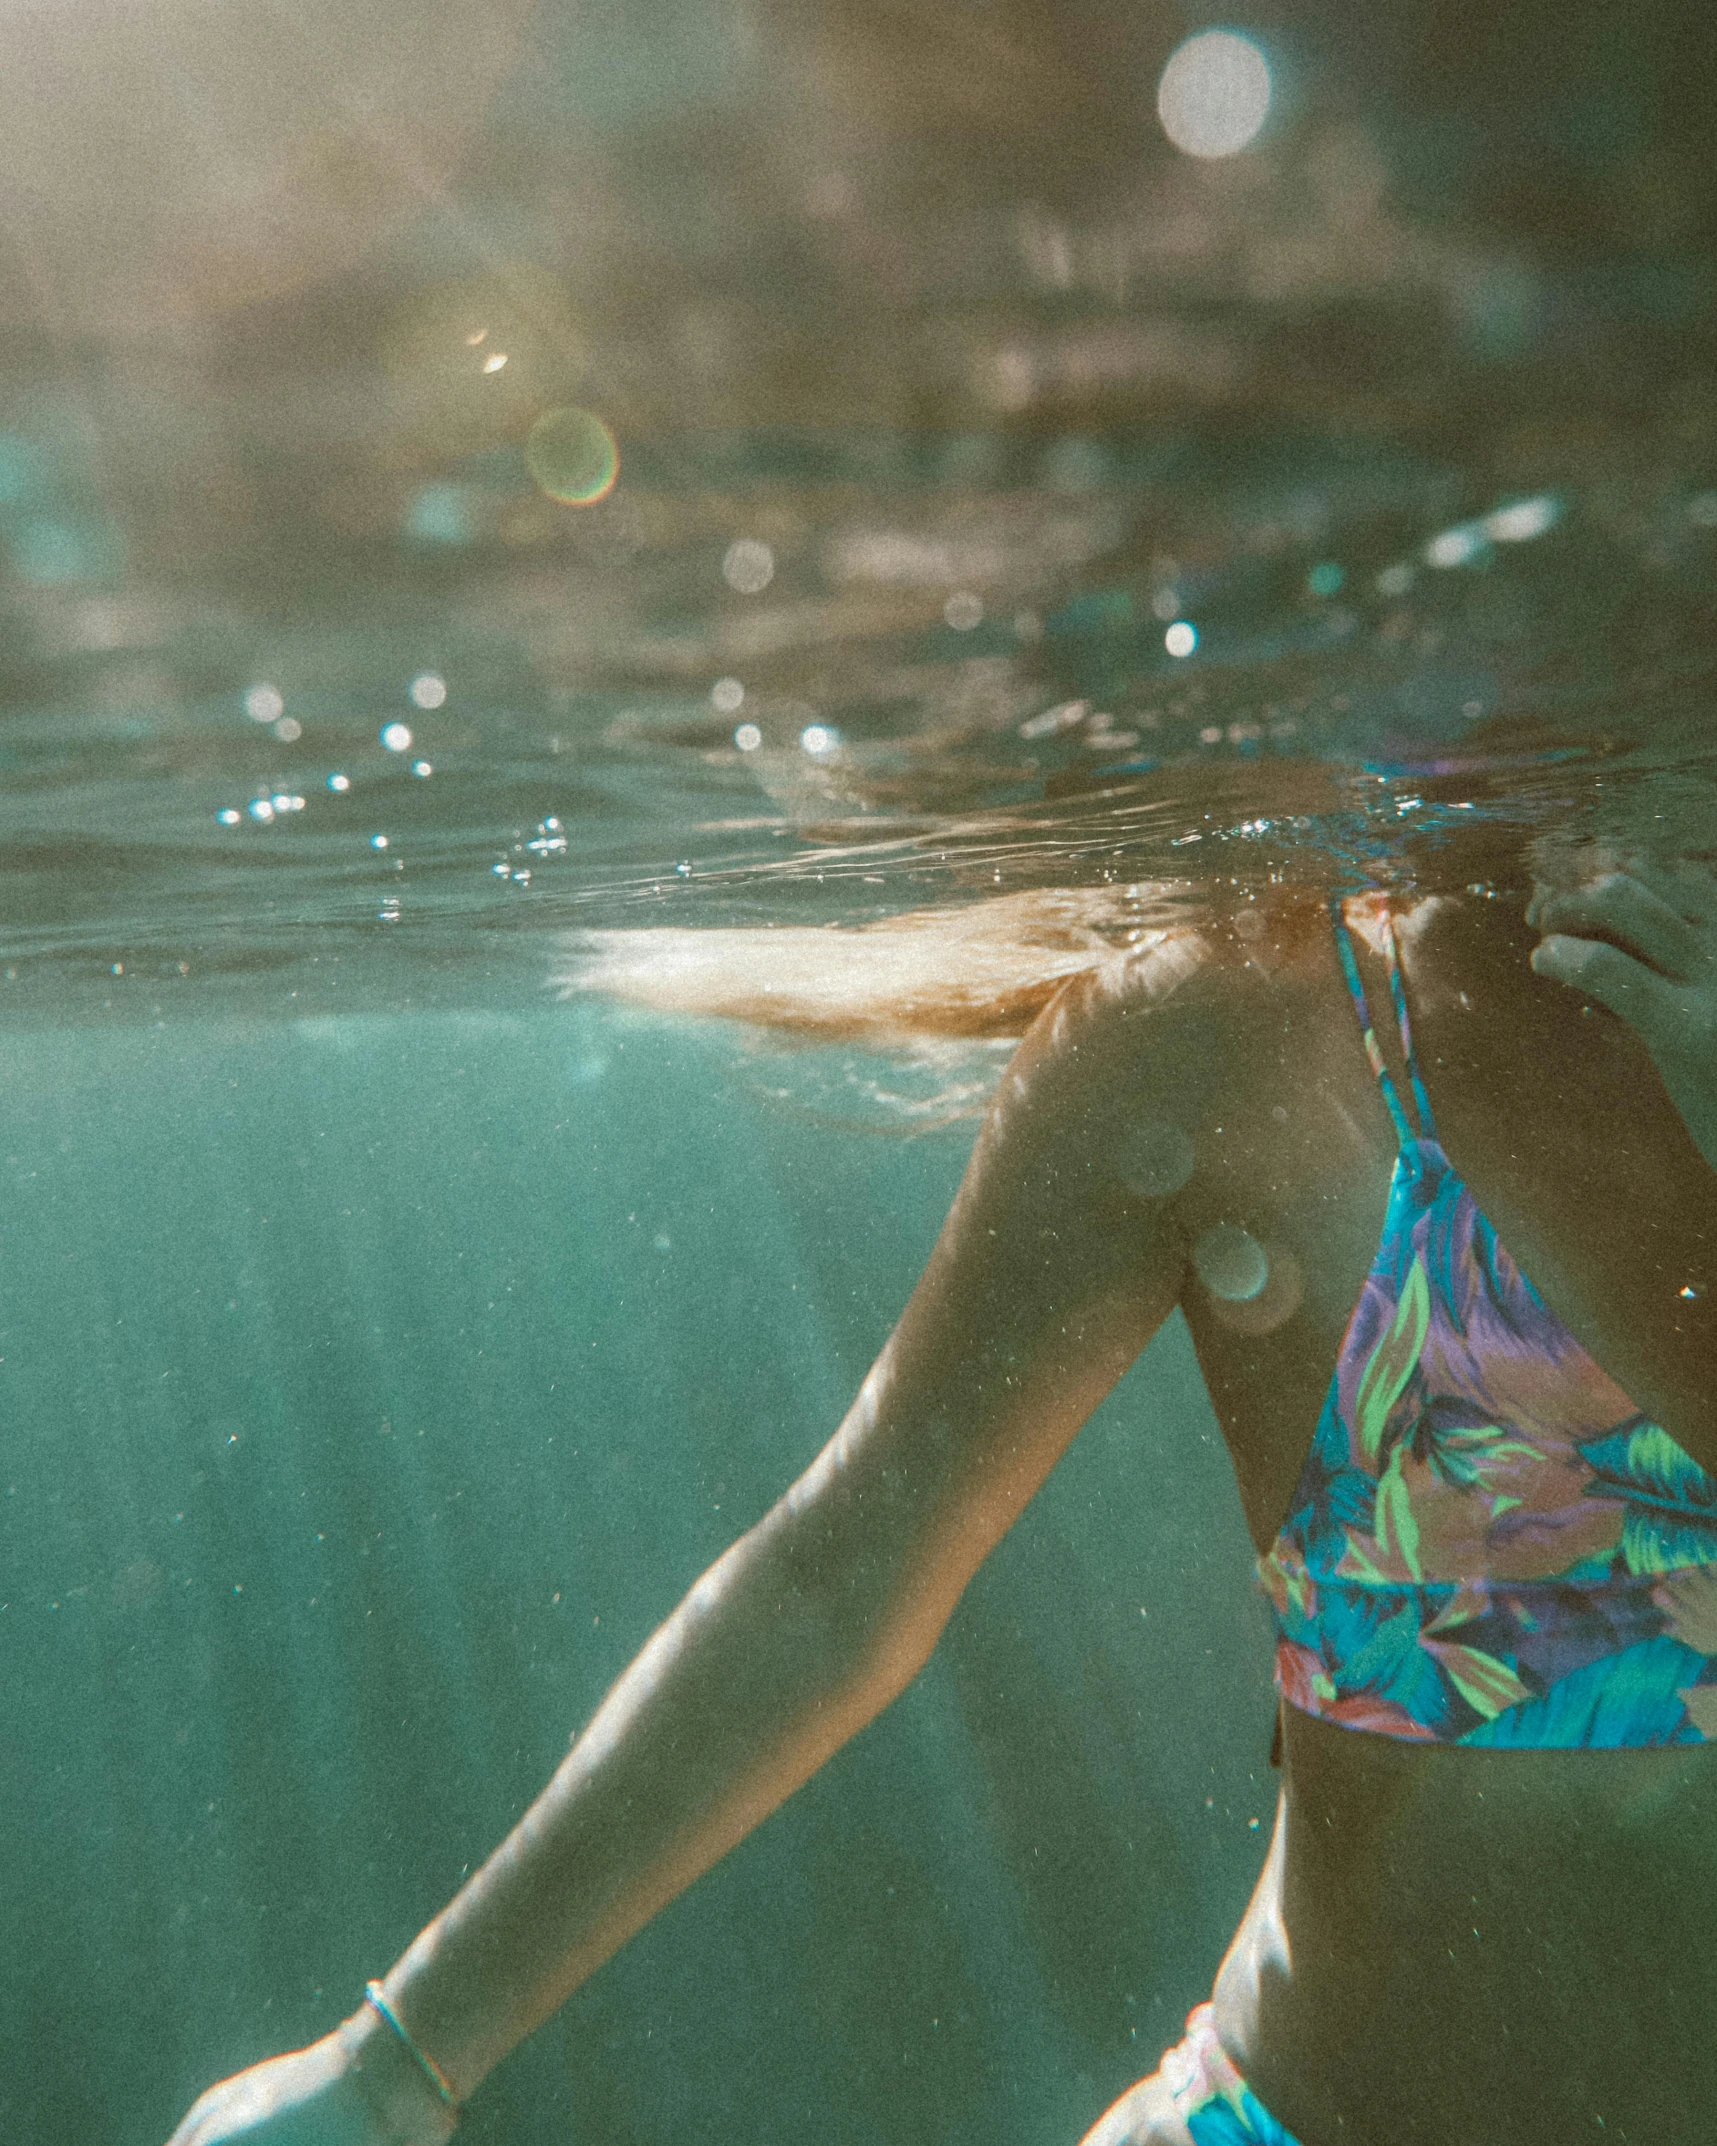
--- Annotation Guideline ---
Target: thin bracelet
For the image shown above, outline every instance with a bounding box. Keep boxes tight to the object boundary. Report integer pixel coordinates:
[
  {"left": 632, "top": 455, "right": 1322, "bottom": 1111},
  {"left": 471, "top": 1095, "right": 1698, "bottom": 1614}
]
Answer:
[{"left": 363, "top": 1981, "right": 461, "bottom": 2117}]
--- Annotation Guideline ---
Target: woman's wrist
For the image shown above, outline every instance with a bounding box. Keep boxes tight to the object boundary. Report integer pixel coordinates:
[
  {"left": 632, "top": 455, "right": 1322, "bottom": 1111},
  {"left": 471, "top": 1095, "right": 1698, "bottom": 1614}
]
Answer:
[{"left": 336, "top": 2000, "right": 461, "bottom": 2146}]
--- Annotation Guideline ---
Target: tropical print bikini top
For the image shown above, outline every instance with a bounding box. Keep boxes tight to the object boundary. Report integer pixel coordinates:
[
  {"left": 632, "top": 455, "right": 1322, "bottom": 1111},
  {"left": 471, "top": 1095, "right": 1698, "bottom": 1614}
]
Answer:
[{"left": 1258, "top": 902, "right": 1717, "bottom": 1747}]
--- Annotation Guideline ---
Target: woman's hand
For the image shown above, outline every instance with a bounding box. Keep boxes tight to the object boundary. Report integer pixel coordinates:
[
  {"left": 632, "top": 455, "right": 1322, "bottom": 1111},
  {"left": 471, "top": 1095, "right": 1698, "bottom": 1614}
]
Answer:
[
  {"left": 165, "top": 2010, "right": 458, "bottom": 2146},
  {"left": 1529, "top": 856, "right": 1717, "bottom": 1172}
]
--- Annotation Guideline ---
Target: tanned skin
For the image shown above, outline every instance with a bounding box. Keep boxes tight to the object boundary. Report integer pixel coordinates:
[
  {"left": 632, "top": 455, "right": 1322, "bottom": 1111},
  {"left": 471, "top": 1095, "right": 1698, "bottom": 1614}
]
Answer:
[{"left": 169, "top": 855, "right": 1716, "bottom": 2146}]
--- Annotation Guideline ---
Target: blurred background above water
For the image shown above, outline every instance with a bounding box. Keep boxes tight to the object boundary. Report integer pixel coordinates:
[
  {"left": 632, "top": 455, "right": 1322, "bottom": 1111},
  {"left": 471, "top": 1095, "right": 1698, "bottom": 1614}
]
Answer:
[{"left": 0, "top": 0, "right": 1712, "bottom": 1018}]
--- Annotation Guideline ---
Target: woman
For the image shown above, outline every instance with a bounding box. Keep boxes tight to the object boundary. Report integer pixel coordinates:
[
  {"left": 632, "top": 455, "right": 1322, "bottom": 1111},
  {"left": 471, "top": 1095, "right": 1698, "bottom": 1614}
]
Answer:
[{"left": 167, "top": 825, "right": 1716, "bottom": 2146}]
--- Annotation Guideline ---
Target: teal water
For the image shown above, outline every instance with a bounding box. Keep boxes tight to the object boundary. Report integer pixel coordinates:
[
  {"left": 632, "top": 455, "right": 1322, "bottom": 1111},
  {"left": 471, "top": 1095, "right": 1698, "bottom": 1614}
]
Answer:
[{"left": 0, "top": 1005, "right": 1267, "bottom": 2144}]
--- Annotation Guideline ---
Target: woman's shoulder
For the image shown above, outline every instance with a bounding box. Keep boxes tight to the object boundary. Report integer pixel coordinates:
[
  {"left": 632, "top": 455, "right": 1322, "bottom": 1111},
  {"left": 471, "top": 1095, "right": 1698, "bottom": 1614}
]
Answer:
[{"left": 995, "top": 890, "right": 1338, "bottom": 1142}]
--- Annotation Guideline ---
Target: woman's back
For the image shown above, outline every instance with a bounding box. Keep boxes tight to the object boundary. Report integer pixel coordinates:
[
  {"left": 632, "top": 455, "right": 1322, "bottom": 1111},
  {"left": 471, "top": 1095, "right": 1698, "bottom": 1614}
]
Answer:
[{"left": 1052, "top": 884, "right": 1717, "bottom": 2144}]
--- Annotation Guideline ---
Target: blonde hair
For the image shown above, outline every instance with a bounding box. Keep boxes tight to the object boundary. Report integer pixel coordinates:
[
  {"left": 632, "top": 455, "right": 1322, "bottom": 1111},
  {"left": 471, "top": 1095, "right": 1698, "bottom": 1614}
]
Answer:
[
  {"left": 556, "top": 886, "right": 1176, "bottom": 1045},
  {"left": 558, "top": 749, "right": 1714, "bottom": 1048}
]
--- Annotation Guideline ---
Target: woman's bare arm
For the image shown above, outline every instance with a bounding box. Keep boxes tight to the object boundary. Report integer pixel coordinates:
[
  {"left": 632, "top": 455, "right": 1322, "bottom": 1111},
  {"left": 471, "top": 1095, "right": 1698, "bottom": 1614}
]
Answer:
[{"left": 167, "top": 943, "right": 1197, "bottom": 2145}]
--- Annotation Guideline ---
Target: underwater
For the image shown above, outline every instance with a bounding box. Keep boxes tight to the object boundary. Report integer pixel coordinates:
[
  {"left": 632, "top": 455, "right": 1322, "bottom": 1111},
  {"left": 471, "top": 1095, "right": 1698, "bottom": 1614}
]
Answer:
[{"left": 1, "top": 2, "right": 1714, "bottom": 2142}]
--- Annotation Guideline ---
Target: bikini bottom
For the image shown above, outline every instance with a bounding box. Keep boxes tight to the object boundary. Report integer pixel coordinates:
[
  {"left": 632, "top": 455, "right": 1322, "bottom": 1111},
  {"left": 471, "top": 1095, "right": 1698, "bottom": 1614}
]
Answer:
[{"left": 1158, "top": 2003, "right": 1304, "bottom": 2146}]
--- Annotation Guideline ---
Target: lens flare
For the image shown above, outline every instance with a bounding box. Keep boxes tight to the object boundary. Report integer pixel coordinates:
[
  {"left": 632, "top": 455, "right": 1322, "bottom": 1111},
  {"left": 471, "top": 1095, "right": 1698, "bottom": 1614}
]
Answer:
[{"left": 526, "top": 407, "right": 621, "bottom": 506}]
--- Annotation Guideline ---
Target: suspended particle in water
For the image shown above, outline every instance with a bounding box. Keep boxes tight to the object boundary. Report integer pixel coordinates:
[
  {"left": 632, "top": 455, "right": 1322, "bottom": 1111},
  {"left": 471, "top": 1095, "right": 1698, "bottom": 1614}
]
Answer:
[
  {"left": 411, "top": 760, "right": 433, "bottom": 778},
  {"left": 248, "top": 798, "right": 275, "bottom": 822},
  {"left": 734, "top": 722, "right": 762, "bottom": 752},
  {"left": 370, "top": 833, "right": 389, "bottom": 850},
  {"left": 273, "top": 715, "right": 302, "bottom": 743},
  {"left": 327, "top": 772, "right": 351, "bottom": 792},
  {"left": 800, "top": 723, "right": 838, "bottom": 755},
  {"left": 1193, "top": 1222, "right": 1270, "bottom": 1302},
  {"left": 1165, "top": 620, "right": 1198, "bottom": 658},
  {"left": 526, "top": 406, "right": 621, "bottom": 506},
  {"left": 711, "top": 676, "right": 745, "bottom": 714},
  {"left": 244, "top": 683, "right": 284, "bottom": 723},
  {"left": 943, "top": 590, "right": 983, "bottom": 630},
  {"left": 410, "top": 673, "right": 447, "bottom": 710},
  {"left": 380, "top": 722, "right": 413, "bottom": 753},
  {"left": 217, "top": 807, "right": 242, "bottom": 825}
]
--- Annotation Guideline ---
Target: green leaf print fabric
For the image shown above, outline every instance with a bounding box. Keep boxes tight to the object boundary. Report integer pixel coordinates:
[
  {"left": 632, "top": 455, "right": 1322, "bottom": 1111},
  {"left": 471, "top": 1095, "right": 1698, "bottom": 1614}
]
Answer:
[{"left": 1257, "top": 910, "right": 1717, "bottom": 1747}]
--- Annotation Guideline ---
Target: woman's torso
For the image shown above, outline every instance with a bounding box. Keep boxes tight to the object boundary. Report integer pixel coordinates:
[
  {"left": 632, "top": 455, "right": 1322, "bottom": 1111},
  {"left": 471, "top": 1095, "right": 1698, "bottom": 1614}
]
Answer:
[{"left": 1092, "top": 886, "right": 1716, "bottom": 2143}]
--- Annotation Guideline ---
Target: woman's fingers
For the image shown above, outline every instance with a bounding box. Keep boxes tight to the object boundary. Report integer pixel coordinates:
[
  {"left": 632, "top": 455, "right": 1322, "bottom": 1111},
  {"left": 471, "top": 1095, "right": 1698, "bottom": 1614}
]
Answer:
[
  {"left": 1527, "top": 871, "right": 1707, "bottom": 983},
  {"left": 1620, "top": 852, "right": 1717, "bottom": 927},
  {"left": 1529, "top": 932, "right": 1678, "bottom": 1047}
]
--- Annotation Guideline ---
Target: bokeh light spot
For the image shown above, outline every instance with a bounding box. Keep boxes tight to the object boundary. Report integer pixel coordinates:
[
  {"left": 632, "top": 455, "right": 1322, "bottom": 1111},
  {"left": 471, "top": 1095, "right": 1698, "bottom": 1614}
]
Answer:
[
  {"left": 1425, "top": 522, "right": 1488, "bottom": 570},
  {"left": 1482, "top": 494, "right": 1560, "bottom": 544},
  {"left": 525, "top": 406, "right": 620, "bottom": 506},
  {"left": 711, "top": 676, "right": 745, "bottom": 714},
  {"left": 1157, "top": 31, "right": 1272, "bottom": 160},
  {"left": 723, "top": 538, "right": 775, "bottom": 594},
  {"left": 405, "top": 483, "right": 473, "bottom": 547},
  {"left": 380, "top": 722, "right": 413, "bottom": 753},
  {"left": 1193, "top": 1223, "right": 1270, "bottom": 1302},
  {"left": 244, "top": 684, "right": 284, "bottom": 724},
  {"left": 1165, "top": 620, "right": 1198, "bottom": 657},
  {"left": 410, "top": 673, "right": 447, "bottom": 710},
  {"left": 734, "top": 722, "right": 762, "bottom": 752}
]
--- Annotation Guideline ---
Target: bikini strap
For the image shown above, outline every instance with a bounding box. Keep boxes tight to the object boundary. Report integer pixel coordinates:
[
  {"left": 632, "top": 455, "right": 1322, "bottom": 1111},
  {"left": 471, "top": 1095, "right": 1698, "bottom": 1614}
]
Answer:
[{"left": 1331, "top": 901, "right": 1439, "bottom": 1147}]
